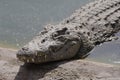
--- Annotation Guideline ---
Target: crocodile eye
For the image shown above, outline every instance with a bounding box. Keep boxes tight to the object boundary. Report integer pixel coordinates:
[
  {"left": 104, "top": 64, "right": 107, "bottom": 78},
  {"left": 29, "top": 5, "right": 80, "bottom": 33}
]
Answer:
[
  {"left": 66, "top": 31, "right": 70, "bottom": 35},
  {"left": 22, "top": 47, "right": 29, "bottom": 51},
  {"left": 56, "top": 27, "right": 68, "bottom": 35},
  {"left": 57, "top": 36, "right": 67, "bottom": 42},
  {"left": 52, "top": 32, "right": 58, "bottom": 37},
  {"left": 54, "top": 33, "right": 58, "bottom": 37}
]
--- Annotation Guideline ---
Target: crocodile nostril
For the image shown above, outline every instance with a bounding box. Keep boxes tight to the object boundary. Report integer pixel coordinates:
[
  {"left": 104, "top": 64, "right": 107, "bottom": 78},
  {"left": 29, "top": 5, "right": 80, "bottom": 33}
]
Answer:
[{"left": 41, "top": 39, "right": 46, "bottom": 43}]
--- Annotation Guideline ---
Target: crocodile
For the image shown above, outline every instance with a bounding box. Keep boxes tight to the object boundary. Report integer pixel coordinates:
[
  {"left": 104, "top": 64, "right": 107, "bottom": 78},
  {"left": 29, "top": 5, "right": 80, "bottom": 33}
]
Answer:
[{"left": 17, "top": 0, "right": 120, "bottom": 63}]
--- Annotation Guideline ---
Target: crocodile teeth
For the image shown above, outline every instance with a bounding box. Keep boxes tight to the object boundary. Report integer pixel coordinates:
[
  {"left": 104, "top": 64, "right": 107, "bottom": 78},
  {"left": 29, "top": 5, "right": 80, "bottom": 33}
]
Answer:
[
  {"left": 27, "top": 59, "right": 29, "bottom": 63},
  {"left": 31, "top": 58, "right": 35, "bottom": 62}
]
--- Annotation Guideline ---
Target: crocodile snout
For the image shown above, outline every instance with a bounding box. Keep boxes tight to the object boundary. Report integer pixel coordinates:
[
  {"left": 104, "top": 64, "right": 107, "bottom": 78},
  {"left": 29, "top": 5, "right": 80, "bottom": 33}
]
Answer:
[
  {"left": 17, "top": 47, "right": 47, "bottom": 63},
  {"left": 17, "top": 26, "right": 82, "bottom": 63}
]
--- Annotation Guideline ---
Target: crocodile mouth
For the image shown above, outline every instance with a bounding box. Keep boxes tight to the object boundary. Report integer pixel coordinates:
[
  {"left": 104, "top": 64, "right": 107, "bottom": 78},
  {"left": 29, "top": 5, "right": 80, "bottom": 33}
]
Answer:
[
  {"left": 17, "top": 49, "right": 45, "bottom": 63},
  {"left": 17, "top": 46, "right": 63, "bottom": 63},
  {"left": 17, "top": 38, "right": 81, "bottom": 63}
]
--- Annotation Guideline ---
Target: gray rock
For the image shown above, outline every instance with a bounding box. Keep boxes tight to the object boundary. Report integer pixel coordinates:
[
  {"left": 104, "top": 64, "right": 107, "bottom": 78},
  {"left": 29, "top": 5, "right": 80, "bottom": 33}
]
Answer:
[{"left": 0, "top": 48, "right": 120, "bottom": 80}]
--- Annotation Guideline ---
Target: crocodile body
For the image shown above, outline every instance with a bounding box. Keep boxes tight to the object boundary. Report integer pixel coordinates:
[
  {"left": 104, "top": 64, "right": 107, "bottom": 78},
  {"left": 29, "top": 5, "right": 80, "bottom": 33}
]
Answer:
[{"left": 17, "top": 0, "right": 120, "bottom": 63}]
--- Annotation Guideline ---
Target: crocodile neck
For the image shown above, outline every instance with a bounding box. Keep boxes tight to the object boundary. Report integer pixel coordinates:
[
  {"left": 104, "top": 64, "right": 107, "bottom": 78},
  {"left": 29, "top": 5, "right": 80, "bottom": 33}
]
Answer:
[{"left": 62, "top": 0, "right": 120, "bottom": 45}]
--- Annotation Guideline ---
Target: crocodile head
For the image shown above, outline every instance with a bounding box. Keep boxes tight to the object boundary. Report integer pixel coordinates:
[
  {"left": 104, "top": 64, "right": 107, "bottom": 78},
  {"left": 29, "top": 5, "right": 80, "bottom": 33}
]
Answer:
[{"left": 17, "top": 24, "right": 82, "bottom": 63}]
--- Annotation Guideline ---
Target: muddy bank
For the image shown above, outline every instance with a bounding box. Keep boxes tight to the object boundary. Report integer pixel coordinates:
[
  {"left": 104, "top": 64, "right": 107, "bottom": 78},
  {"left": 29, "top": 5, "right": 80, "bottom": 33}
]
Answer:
[{"left": 0, "top": 47, "right": 120, "bottom": 80}]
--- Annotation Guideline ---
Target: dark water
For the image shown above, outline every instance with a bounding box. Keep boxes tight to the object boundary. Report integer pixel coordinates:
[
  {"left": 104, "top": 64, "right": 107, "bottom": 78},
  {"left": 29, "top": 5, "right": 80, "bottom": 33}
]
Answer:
[{"left": 0, "top": 0, "right": 120, "bottom": 65}]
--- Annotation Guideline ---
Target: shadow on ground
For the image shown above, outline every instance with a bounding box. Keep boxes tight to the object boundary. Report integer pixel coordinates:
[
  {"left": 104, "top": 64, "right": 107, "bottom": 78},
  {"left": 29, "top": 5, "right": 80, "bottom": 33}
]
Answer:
[{"left": 14, "top": 60, "right": 70, "bottom": 80}]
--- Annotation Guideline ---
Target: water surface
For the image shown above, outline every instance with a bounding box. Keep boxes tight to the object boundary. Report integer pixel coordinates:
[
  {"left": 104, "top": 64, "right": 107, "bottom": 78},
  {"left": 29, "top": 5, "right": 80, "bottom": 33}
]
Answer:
[
  {"left": 0, "top": 0, "right": 93, "bottom": 48},
  {"left": 87, "top": 32, "right": 120, "bottom": 65}
]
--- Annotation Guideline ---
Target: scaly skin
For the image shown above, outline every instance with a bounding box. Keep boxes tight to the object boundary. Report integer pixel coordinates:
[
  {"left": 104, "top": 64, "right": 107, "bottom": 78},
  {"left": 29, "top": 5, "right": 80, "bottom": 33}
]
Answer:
[{"left": 17, "top": 0, "right": 120, "bottom": 63}]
